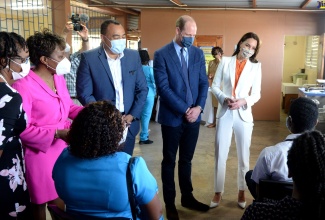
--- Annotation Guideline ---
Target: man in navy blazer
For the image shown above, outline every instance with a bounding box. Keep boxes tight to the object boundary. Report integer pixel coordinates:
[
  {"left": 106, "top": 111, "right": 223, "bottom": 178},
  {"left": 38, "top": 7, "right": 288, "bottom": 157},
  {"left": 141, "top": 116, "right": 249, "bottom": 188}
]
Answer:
[
  {"left": 76, "top": 19, "right": 148, "bottom": 155},
  {"left": 154, "top": 15, "right": 209, "bottom": 219}
]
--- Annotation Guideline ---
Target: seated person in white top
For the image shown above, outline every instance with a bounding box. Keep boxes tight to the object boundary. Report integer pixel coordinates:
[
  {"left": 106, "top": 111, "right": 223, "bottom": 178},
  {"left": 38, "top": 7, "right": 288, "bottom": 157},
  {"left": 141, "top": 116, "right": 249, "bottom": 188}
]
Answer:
[{"left": 245, "top": 97, "right": 318, "bottom": 199}]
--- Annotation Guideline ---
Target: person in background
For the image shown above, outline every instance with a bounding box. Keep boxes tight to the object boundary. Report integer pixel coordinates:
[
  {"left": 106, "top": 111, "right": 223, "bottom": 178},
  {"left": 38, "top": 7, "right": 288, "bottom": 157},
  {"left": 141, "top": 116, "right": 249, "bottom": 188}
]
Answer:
[
  {"left": 154, "top": 15, "right": 209, "bottom": 220},
  {"left": 12, "top": 29, "right": 83, "bottom": 220},
  {"left": 0, "top": 32, "right": 32, "bottom": 219},
  {"left": 61, "top": 21, "right": 89, "bottom": 105},
  {"left": 138, "top": 49, "right": 156, "bottom": 145},
  {"left": 53, "top": 101, "right": 163, "bottom": 220},
  {"left": 76, "top": 19, "right": 148, "bottom": 156},
  {"left": 210, "top": 32, "right": 262, "bottom": 209},
  {"left": 242, "top": 130, "right": 325, "bottom": 220},
  {"left": 206, "top": 46, "right": 223, "bottom": 128},
  {"left": 245, "top": 97, "right": 318, "bottom": 199}
]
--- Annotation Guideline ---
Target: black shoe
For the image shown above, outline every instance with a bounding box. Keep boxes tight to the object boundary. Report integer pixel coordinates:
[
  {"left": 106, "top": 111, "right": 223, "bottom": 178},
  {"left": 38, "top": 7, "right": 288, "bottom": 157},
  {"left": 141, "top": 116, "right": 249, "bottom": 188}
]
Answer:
[
  {"left": 166, "top": 205, "right": 179, "bottom": 220},
  {"left": 139, "top": 139, "right": 154, "bottom": 145},
  {"left": 181, "top": 195, "right": 209, "bottom": 212}
]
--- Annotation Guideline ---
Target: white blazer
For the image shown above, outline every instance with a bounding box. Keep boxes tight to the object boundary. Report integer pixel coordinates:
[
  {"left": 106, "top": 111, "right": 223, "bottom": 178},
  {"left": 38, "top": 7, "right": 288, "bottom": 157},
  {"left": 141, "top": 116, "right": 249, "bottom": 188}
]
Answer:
[{"left": 211, "top": 55, "right": 262, "bottom": 123}]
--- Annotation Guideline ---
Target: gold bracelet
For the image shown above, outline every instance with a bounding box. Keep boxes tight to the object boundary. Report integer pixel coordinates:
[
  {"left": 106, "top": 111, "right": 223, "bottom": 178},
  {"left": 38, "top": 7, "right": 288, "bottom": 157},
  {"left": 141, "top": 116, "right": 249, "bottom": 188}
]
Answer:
[{"left": 55, "top": 129, "right": 59, "bottom": 138}]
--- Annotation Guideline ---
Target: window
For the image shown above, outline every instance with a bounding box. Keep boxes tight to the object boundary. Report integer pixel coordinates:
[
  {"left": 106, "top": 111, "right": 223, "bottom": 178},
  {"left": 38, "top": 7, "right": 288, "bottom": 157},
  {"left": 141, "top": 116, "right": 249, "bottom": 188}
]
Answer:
[
  {"left": 0, "top": 0, "right": 52, "bottom": 39},
  {"left": 305, "top": 35, "right": 320, "bottom": 69}
]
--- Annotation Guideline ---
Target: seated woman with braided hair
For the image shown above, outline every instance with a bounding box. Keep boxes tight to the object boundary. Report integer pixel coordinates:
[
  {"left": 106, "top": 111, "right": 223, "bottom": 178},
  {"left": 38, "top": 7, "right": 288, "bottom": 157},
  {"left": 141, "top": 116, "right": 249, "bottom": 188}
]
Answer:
[
  {"left": 52, "top": 100, "right": 163, "bottom": 219},
  {"left": 242, "top": 130, "right": 325, "bottom": 220}
]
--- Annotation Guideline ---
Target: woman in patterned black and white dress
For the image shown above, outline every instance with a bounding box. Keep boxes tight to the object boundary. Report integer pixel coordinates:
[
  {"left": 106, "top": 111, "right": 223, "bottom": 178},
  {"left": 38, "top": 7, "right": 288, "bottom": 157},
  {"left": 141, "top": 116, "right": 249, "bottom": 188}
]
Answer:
[{"left": 0, "top": 32, "right": 32, "bottom": 219}]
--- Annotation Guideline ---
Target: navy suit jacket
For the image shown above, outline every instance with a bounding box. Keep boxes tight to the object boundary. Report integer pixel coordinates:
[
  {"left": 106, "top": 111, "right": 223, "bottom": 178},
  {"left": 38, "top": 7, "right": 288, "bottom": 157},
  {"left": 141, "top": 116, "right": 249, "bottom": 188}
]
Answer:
[
  {"left": 76, "top": 46, "right": 148, "bottom": 136},
  {"left": 77, "top": 46, "right": 147, "bottom": 115},
  {"left": 154, "top": 41, "right": 208, "bottom": 127}
]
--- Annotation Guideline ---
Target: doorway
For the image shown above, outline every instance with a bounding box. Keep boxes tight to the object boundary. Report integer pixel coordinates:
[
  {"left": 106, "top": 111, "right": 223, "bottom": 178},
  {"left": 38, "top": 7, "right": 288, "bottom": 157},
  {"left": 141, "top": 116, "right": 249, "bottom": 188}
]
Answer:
[{"left": 281, "top": 34, "right": 325, "bottom": 114}]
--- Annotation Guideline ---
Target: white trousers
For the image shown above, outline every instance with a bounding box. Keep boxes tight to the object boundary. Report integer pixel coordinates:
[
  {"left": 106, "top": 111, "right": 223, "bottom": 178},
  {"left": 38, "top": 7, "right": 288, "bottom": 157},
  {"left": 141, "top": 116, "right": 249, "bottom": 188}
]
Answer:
[{"left": 214, "top": 109, "right": 253, "bottom": 192}]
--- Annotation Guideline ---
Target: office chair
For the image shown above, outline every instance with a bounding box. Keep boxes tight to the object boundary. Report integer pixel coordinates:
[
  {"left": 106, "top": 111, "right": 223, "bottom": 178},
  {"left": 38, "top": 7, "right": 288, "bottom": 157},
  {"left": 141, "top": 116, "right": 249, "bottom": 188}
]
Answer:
[{"left": 258, "top": 179, "right": 293, "bottom": 201}]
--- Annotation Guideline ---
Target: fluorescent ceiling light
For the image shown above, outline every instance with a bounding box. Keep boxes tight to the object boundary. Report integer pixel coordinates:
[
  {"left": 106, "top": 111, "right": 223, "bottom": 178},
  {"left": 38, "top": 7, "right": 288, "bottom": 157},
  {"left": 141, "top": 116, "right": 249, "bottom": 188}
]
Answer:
[
  {"left": 170, "top": 0, "right": 187, "bottom": 7},
  {"left": 91, "top": 0, "right": 104, "bottom": 4}
]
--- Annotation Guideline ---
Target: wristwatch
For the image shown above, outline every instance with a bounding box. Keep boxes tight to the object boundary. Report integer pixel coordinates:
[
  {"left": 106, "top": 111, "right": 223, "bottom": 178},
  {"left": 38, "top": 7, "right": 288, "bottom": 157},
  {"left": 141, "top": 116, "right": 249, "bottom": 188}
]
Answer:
[{"left": 132, "top": 116, "right": 139, "bottom": 121}]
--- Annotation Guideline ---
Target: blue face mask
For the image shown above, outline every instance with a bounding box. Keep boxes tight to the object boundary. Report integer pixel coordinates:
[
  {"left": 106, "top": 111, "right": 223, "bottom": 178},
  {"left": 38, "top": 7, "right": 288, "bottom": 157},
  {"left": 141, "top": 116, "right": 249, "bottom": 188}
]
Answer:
[
  {"left": 181, "top": 36, "right": 194, "bottom": 48},
  {"left": 103, "top": 35, "right": 126, "bottom": 54}
]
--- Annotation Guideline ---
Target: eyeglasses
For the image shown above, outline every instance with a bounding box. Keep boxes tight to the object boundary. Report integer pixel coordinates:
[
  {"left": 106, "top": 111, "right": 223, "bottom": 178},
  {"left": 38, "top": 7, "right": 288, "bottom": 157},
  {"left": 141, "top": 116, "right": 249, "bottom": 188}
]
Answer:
[{"left": 10, "top": 56, "right": 30, "bottom": 64}]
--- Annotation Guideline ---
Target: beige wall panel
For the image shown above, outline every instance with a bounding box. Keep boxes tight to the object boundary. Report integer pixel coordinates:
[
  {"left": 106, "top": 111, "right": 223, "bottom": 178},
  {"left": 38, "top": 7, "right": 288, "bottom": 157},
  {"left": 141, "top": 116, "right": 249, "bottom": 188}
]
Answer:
[{"left": 141, "top": 9, "right": 325, "bottom": 121}]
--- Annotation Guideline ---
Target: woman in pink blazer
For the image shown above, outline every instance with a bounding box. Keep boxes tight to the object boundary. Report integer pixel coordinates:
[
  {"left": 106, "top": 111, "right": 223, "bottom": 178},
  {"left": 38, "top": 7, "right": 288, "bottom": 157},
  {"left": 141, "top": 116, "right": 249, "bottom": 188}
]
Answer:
[
  {"left": 12, "top": 29, "right": 83, "bottom": 220},
  {"left": 210, "top": 32, "right": 262, "bottom": 209}
]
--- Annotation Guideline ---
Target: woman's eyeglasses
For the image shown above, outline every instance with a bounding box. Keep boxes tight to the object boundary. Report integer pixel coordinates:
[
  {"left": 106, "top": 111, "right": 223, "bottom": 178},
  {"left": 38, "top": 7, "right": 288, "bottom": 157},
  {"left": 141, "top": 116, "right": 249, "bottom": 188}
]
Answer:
[{"left": 10, "top": 56, "right": 30, "bottom": 64}]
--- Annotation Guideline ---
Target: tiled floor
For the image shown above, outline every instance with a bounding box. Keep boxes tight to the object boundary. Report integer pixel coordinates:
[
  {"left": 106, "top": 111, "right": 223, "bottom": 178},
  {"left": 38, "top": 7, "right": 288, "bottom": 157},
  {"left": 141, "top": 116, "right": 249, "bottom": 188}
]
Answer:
[
  {"left": 132, "top": 110, "right": 288, "bottom": 220},
  {"left": 46, "top": 110, "right": 288, "bottom": 220}
]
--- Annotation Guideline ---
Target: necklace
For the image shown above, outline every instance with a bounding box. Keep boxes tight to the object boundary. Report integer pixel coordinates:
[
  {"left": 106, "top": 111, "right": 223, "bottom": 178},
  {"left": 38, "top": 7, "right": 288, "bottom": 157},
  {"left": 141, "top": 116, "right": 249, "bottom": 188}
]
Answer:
[{"left": 44, "top": 77, "right": 57, "bottom": 93}]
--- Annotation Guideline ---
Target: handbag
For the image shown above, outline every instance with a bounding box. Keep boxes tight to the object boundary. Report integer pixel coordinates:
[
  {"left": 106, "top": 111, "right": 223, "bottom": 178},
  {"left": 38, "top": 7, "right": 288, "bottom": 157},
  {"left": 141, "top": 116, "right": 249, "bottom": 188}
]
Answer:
[{"left": 127, "top": 157, "right": 148, "bottom": 220}]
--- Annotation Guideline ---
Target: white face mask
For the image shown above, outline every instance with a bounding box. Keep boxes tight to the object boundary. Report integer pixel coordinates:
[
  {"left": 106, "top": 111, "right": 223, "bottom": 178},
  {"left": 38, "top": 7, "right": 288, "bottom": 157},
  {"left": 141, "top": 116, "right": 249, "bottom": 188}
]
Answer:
[
  {"left": 241, "top": 47, "right": 254, "bottom": 59},
  {"left": 10, "top": 58, "right": 31, "bottom": 80},
  {"left": 118, "top": 126, "right": 128, "bottom": 145},
  {"left": 103, "top": 35, "right": 126, "bottom": 54},
  {"left": 65, "top": 43, "right": 71, "bottom": 53},
  {"left": 47, "top": 57, "right": 71, "bottom": 75}
]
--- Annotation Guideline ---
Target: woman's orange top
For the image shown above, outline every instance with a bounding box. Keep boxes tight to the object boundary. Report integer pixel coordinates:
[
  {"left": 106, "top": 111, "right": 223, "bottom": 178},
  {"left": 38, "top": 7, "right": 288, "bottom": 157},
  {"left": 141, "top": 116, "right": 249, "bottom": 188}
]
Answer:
[{"left": 233, "top": 59, "right": 247, "bottom": 97}]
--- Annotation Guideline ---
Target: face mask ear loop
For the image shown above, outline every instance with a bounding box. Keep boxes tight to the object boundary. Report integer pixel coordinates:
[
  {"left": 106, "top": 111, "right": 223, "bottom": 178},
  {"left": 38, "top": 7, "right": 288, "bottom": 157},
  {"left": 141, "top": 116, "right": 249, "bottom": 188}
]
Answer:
[
  {"left": 288, "top": 115, "right": 292, "bottom": 123},
  {"left": 7, "top": 58, "right": 11, "bottom": 70},
  {"left": 102, "top": 35, "right": 112, "bottom": 51}
]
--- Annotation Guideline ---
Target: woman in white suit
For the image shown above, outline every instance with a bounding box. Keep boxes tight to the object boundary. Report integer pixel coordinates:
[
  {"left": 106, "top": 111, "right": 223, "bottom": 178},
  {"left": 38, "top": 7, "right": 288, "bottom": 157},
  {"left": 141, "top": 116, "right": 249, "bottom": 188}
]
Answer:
[{"left": 210, "top": 32, "right": 262, "bottom": 209}]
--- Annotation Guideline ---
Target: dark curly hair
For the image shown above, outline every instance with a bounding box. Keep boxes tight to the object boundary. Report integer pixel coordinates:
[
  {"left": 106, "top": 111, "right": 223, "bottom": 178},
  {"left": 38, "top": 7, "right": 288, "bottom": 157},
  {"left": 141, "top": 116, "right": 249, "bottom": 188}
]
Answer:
[
  {"left": 26, "top": 29, "right": 65, "bottom": 66},
  {"left": 0, "top": 32, "right": 27, "bottom": 69},
  {"left": 287, "top": 130, "right": 325, "bottom": 219},
  {"left": 68, "top": 101, "right": 125, "bottom": 159},
  {"left": 289, "top": 97, "right": 318, "bottom": 133},
  {"left": 232, "top": 32, "right": 260, "bottom": 63}
]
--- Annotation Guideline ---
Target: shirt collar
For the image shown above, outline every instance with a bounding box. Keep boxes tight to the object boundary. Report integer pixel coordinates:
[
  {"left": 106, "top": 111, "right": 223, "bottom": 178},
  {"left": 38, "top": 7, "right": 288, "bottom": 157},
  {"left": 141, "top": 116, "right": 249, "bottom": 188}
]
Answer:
[
  {"left": 285, "top": 133, "right": 302, "bottom": 140},
  {"left": 173, "top": 40, "right": 187, "bottom": 54}
]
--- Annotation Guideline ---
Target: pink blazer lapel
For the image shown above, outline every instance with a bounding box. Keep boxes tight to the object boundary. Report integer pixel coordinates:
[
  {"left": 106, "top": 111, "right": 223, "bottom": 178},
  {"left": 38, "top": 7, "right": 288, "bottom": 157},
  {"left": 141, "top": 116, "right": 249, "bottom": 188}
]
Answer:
[{"left": 30, "top": 71, "right": 58, "bottom": 97}]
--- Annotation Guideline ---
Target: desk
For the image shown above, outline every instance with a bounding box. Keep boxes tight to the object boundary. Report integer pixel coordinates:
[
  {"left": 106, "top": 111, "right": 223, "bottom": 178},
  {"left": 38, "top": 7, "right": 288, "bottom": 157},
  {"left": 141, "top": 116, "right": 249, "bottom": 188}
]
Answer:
[
  {"left": 282, "top": 83, "right": 301, "bottom": 113},
  {"left": 282, "top": 83, "right": 300, "bottom": 95}
]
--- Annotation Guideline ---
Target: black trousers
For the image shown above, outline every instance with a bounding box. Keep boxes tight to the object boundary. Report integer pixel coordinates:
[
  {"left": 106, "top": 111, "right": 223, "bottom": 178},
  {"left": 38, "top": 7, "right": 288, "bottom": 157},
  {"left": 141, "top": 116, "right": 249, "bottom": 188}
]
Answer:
[
  {"left": 245, "top": 170, "right": 258, "bottom": 199},
  {"left": 161, "top": 121, "right": 200, "bottom": 206}
]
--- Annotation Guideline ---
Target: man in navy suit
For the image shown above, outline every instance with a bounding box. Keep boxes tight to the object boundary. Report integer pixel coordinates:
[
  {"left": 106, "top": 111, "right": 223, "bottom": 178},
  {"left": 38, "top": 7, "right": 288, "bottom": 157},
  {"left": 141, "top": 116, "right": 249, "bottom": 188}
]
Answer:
[
  {"left": 154, "top": 15, "right": 209, "bottom": 219},
  {"left": 76, "top": 19, "right": 148, "bottom": 155}
]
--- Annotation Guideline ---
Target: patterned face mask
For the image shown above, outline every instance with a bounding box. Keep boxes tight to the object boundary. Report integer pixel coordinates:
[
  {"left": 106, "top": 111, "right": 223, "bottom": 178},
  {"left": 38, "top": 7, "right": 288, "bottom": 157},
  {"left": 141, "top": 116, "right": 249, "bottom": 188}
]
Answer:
[{"left": 241, "top": 47, "right": 254, "bottom": 59}]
